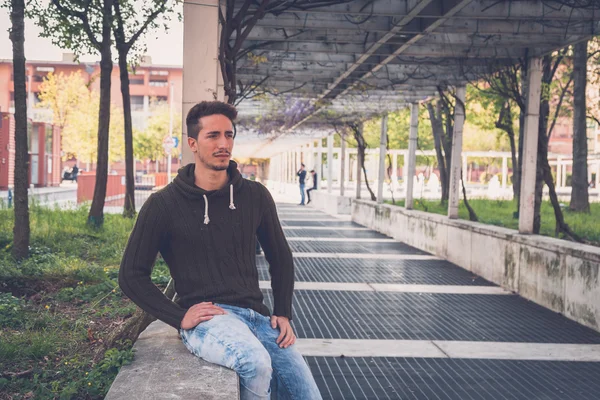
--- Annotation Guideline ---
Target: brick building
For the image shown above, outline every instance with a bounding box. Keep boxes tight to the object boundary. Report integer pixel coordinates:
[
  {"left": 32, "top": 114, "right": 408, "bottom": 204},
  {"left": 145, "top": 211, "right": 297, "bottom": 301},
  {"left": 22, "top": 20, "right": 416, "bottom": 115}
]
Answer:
[{"left": 0, "top": 53, "right": 183, "bottom": 131}]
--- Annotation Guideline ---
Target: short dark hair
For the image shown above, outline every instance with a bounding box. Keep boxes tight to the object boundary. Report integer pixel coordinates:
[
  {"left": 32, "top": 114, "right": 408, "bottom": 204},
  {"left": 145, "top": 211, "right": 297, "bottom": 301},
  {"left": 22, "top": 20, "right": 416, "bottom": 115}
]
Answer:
[{"left": 186, "top": 101, "right": 238, "bottom": 140}]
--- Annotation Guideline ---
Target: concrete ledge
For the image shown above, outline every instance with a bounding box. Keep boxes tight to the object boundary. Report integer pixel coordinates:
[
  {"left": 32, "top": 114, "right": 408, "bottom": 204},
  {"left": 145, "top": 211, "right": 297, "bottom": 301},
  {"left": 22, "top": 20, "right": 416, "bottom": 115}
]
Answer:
[
  {"left": 309, "top": 191, "right": 353, "bottom": 215},
  {"left": 105, "top": 321, "right": 239, "bottom": 400},
  {"left": 352, "top": 199, "right": 600, "bottom": 333}
]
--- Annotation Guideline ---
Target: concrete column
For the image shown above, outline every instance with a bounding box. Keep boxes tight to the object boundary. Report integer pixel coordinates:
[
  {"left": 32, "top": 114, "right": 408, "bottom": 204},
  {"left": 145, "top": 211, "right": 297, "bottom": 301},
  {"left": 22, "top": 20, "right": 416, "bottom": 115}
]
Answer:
[
  {"left": 288, "top": 151, "right": 292, "bottom": 183},
  {"left": 556, "top": 157, "right": 562, "bottom": 189},
  {"left": 340, "top": 133, "right": 346, "bottom": 196},
  {"left": 402, "top": 151, "right": 409, "bottom": 192},
  {"left": 406, "top": 104, "right": 419, "bottom": 209},
  {"left": 519, "top": 57, "right": 543, "bottom": 234},
  {"left": 282, "top": 152, "right": 286, "bottom": 183},
  {"left": 448, "top": 86, "right": 466, "bottom": 219},
  {"left": 502, "top": 156, "right": 508, "bottom": 189},
  {"left": 391, "top": 152, "right": 398, "bottom": 191},
  {"left": 344, "top": 146, "right": 350, "bottom": 189},
  {"left": 562, "top": 163, "right": 567, "bottom": 187},
  {"left": 315, "top": 140, "right": 321, "bottom": 190},
  {"left": 182, "top": 0, "right": 222, "bottom": 165},
  {"left": 377, "top": 114, "right": 388, "bottom": 204},
  {"left": 327, "top": 134, "right": 334, "bottom": 194}
]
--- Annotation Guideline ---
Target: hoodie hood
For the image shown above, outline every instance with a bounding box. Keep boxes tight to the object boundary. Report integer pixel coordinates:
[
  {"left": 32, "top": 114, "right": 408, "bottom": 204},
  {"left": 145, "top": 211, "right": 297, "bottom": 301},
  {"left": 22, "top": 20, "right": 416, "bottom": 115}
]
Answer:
[{"left": 173, "top": 161, "right": 243, "bottom": 224}]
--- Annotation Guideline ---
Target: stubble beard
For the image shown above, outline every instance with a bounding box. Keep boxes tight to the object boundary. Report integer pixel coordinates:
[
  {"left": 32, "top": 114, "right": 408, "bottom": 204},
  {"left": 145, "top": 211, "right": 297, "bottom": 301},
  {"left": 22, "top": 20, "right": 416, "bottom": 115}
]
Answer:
[{"left": 198, "top": 153, "right": 229, "bottom": 171}]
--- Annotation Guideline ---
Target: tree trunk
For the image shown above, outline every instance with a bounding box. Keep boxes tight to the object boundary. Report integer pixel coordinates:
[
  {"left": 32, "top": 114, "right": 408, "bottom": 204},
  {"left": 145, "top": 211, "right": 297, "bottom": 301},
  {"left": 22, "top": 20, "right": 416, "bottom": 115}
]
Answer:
[
  {"left": 515, "top": 62, "right": 528, "bottom": 216},
  {"left": 495, "top": 102, "right": 520, "bottom": 199},
  {"left": 461, "top": 171, "right": 478, "bottom": 222},
  {"left": 533, "top": 56, "right": 553, "bottom": 234},
  {"left": 10, "top": 0, "right": 30, "bottom": 260},
  {"left": 117, "top": 49, "right": 136, "bottom": 218},
  {"left": 570, "top": 40, "right": 590, "bottom": 212},
  {"left": 427, "top": 102, "right": 449, "bottom": 202},
  {"left": 352, "top": 125, "right": 376, "bottom": 201},
  {"left": 88, "top": 0, "right": 114, "bottom": 227}
]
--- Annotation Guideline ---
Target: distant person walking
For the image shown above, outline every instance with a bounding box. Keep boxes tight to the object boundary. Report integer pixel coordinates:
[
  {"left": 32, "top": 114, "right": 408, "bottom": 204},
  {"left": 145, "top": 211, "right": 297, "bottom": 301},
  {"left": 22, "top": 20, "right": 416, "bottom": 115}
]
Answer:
[
  {"left": 307, "top": 169, "right": 317, "bottom": 204},
  {"left": 297, "top": 163, "right": 307, "bottom": 205}
]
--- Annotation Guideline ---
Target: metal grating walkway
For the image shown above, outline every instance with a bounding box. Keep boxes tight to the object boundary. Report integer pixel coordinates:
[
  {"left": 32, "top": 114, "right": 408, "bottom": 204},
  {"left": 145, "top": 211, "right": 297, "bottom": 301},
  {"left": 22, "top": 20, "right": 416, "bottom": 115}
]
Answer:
[{"left": 262, "top": 203, "right": 600, "bottom": 399}]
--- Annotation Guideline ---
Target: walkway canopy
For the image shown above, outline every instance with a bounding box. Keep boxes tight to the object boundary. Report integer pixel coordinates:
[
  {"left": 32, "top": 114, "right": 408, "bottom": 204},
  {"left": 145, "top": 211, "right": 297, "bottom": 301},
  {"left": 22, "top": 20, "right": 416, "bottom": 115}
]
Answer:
[
  {"left": 182, "top": 0, "right": 600, "bottom": 233},
  {"left": 211, "top": 0, "right": 600, "bottom": 157}
]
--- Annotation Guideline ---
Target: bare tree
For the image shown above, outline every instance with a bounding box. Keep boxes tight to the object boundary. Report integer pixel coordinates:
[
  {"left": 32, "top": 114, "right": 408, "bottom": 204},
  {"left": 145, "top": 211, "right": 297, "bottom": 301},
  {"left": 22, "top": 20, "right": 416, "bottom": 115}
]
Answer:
[
  {"left": 9, "top": 0, "right": 30, "bottom": 260},
  {"left": 218, "top": 0, "right": 353, "bottom": 104},
  {"left": 112, "top": 0, "right": 174, "bottom": 218},
  {"left": 39, "top": 0, "right": 115, "bottom": 227}
]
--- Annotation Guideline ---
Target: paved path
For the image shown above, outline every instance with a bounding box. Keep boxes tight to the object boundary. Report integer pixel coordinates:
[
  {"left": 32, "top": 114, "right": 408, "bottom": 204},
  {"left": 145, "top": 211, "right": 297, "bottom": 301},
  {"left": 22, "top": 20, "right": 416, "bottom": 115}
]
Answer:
[{"left": 265, "top": 202, "right": 600, "bottom": 400}]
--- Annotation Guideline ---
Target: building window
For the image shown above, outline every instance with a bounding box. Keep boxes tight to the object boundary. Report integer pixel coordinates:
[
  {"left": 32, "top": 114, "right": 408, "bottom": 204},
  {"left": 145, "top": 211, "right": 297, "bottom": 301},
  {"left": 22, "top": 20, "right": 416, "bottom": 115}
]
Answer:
[
  {"left": 131, "top": 95, "right": 144, "bottom": 111},
  {"left": 9, "top": 92, "right": 14, "bottom": 108},
  {"left": 130, "top": 78, "right": 145, "bottom": 85},
  {"left": 150, "top": 70, "right": 168, "bottom": 76},
  {"left": 155, "top": 96, "right": 167, "bottom": 103},
  {"left": 149, "top": 79, "right": 168, "bottom": 87},
  {"left": 32, "top": 74, "right": 45, "bottom": 82}
]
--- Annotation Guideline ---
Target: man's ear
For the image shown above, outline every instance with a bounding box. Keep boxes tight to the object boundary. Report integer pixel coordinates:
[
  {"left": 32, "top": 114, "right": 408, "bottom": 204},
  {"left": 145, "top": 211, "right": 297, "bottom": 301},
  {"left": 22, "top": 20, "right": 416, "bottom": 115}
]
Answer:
[{"left": 187, "top": 137, "right": 197, "bottom": 153}]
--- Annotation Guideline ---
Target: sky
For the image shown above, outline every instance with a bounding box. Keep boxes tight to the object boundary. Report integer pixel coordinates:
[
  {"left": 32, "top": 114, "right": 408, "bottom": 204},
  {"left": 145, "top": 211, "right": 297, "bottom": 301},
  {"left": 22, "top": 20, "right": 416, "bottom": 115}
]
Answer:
[{"left": 0, "top": 5, "right": 184, "bottom": 66}]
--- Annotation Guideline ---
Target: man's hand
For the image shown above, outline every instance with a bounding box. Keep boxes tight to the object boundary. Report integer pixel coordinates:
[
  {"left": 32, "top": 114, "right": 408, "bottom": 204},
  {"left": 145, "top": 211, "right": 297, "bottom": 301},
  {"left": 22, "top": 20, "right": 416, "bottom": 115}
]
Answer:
[
  {"left": 180, "top": 302, "right": 226, "bottom": 330},
  {"left": 270, "top": 315, "right": 296, "bottom": 348}
]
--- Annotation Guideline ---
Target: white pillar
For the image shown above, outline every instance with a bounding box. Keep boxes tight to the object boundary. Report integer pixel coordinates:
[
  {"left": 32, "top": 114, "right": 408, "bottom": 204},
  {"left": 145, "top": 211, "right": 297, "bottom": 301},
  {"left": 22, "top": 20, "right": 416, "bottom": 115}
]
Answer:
[
  {"left": 340, "top": 133, "right": 346, "bottom": 196},
  {"left": 406, "top": 104, "right": 419, "bottom": 209},
  {"left": 519, "top": 57, "right": 543, "bottom": 234},
  {"left": 182, "top": 0, "right": 222, "bottom": 165},
  {"left": 281, "top": 152, "right": 286, "bottom": 183},
  {"left": 402, "top": 151, "right": 409, "bottom": 192},
  {"left": 391, "top": 152, "right": 398, "bottom": 192},
  {"left": 327, "top": 134, "right": 334, "bottom": 194},
  {"left": 377, "top": 114, "right": 388, "bottom": 204},
  {"left": 556, "top": 157, "right": 562, "bottom": 189},
  {"left": 448, "top": 85, "right": 466, "bottom": 219},
  {"left": 501, "top": 156, "right": 508, "bottom": 189},
  {"left": 315, "top": 140, "right": 321, "bottom": 190}
]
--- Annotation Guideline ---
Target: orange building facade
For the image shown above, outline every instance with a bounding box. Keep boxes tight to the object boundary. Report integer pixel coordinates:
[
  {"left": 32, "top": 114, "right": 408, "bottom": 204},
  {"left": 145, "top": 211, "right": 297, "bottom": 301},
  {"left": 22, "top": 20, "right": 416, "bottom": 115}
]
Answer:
[
  {"left": 0, "top": 113, "right": 62, "bottom": 190},
  {"left": 0, "top": 54, "right": 183, "bottom": 130},
  {"left": 0, "top": 54, "right": 183, "bottom": 189}
]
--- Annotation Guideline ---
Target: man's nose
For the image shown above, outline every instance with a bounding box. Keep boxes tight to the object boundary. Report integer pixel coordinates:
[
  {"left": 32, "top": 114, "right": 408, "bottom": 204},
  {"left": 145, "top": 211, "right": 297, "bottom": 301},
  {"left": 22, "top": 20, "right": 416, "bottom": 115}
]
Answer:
[{"left": 216, "top": 134, "right": 229, "bottom": 149}]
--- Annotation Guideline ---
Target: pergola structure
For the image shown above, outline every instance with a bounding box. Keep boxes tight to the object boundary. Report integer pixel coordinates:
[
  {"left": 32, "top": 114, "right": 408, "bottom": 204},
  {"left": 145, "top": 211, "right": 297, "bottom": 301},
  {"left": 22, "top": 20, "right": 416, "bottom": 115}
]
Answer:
[{"left": 182, "top": 0, "right": 600, "bottom": 234}]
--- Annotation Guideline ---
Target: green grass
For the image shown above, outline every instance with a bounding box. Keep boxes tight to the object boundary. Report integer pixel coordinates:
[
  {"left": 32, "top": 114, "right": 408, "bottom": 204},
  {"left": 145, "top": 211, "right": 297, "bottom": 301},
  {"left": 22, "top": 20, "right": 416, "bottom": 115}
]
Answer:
[
  {"left": 0, "top": 205, "right": 161, "bottom": 400},
  {"left": 385, "top": 198, "right": 600, "bottom": 245}
]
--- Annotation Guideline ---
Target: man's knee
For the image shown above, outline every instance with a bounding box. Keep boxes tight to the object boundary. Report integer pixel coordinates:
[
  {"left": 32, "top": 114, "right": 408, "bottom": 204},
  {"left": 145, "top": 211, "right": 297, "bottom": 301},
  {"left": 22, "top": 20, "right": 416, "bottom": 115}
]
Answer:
[{"left": 237, "top": 346, "right": 272, "bottom": 380}]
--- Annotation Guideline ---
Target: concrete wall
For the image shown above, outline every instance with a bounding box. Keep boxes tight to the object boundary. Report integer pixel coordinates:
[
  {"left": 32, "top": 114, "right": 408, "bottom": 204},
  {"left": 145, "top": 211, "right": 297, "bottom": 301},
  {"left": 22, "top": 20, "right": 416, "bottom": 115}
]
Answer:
[
  {"left": 352, "top": 199, "right": 600, "bottom": 333},
  {"left": 309, "top": 191, "right": 352, "bottom": 215}
]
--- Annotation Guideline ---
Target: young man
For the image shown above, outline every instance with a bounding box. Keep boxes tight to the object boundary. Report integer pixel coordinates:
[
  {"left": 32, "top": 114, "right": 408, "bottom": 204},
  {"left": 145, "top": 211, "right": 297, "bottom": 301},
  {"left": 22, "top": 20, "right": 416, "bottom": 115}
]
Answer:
[
  {"left": 119, "top": 101, "right": 322, "bottom": 400},
  {"left": 297, "top": 163, "right": 307, "bottom": 205},
  {"left": 306, "top": 169, "right": 317, "bottom": 204}
]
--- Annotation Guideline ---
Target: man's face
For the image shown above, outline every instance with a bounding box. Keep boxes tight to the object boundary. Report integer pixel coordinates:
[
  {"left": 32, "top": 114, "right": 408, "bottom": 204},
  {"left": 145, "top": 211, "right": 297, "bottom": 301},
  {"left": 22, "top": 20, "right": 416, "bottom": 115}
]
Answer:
[{"left": 188, "top": 114, "right": 234, "bottom": 171}]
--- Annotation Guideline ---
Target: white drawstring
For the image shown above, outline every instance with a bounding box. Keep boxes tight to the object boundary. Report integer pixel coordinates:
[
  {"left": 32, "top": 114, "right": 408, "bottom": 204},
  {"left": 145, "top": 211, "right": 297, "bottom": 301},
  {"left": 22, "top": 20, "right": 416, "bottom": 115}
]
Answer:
[
  {"left": 229, "top": 184, "right": 236, "bottom": 210},
  {"left": 203, "top": 194, "right": 210, "bottom": 225},
  {"left": 203, "top": 185, "right": 235, "bottom": 225}
]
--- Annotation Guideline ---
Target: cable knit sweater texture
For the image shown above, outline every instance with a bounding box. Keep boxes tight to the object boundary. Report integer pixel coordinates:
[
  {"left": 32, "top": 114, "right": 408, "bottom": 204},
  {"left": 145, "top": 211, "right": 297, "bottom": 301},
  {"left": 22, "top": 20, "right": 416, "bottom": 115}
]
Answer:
[{"left": 119, "top": 161, "right": 294, "bottom": 329}]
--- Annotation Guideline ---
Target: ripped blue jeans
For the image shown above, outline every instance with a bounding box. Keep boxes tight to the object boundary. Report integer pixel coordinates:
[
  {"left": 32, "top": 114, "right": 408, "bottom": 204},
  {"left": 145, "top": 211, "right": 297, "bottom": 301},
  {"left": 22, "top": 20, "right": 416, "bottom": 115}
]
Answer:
[{"left": 180, "top": 303, "right": 322, "bottom": 400}]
